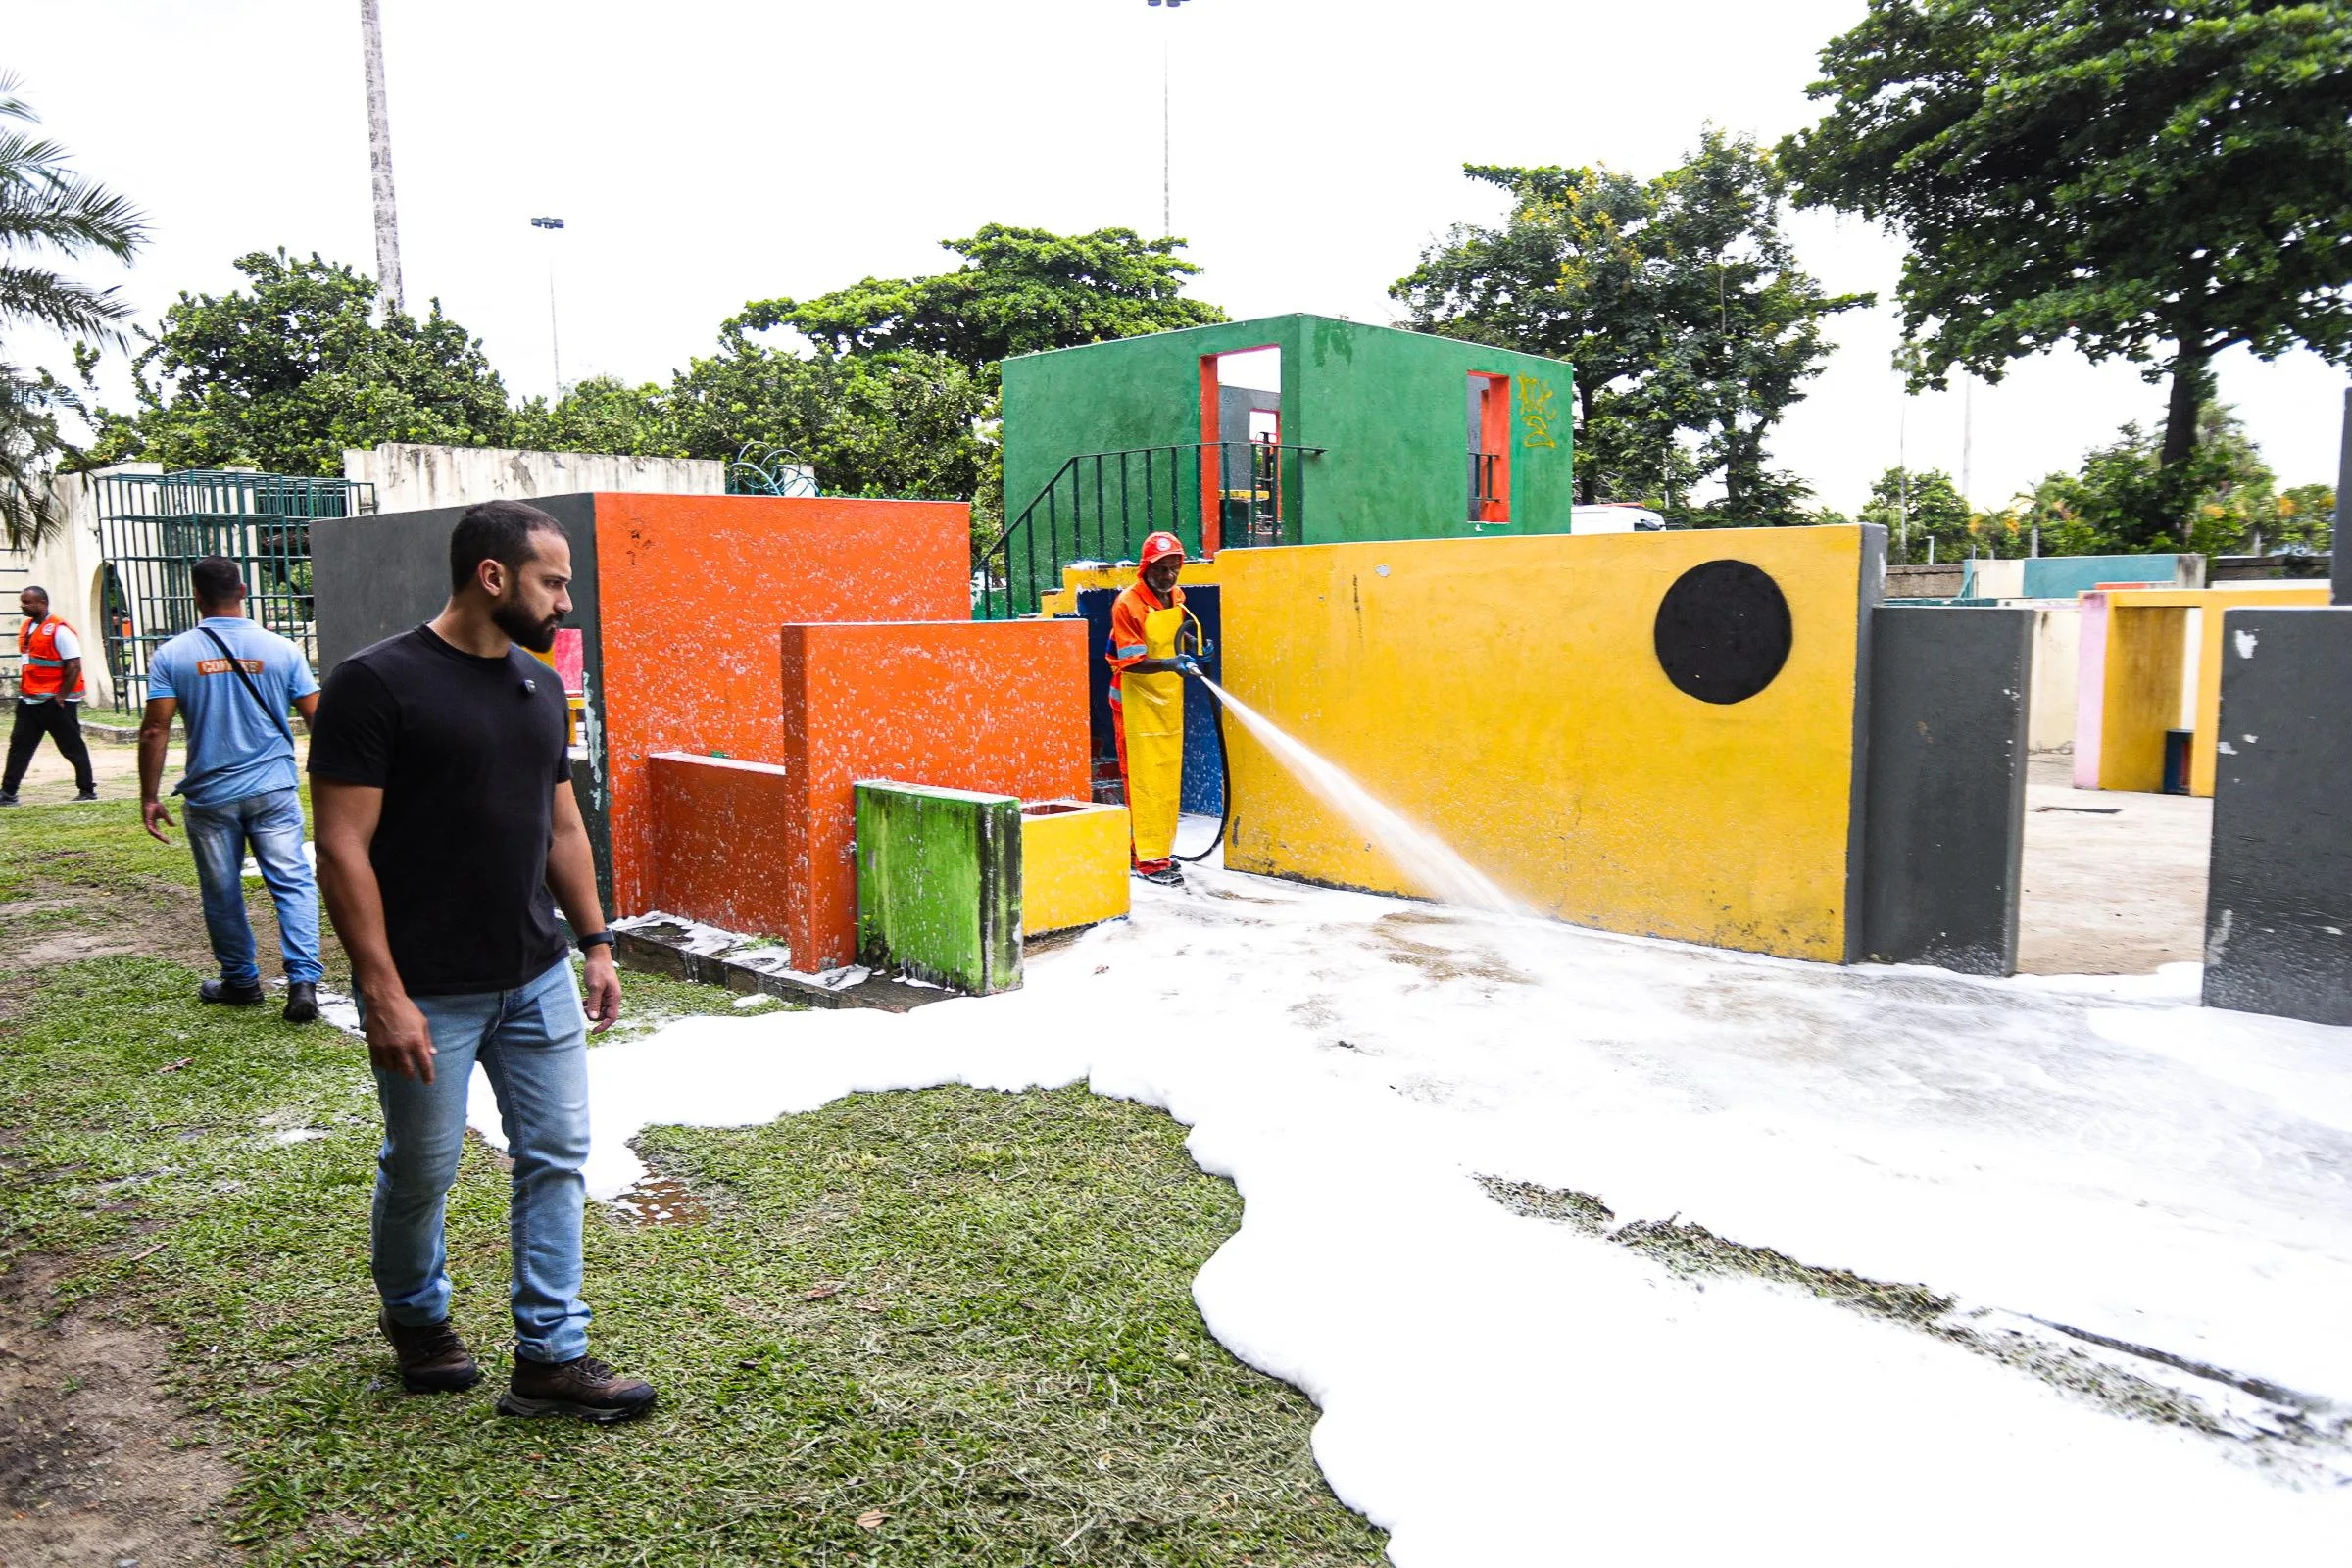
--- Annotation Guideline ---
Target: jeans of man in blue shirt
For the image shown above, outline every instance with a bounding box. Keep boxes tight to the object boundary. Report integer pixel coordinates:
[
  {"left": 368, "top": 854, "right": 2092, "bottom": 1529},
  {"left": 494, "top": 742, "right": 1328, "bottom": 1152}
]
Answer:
[{"left": 182, "top": 788, "right": 321, "bottom": 987}]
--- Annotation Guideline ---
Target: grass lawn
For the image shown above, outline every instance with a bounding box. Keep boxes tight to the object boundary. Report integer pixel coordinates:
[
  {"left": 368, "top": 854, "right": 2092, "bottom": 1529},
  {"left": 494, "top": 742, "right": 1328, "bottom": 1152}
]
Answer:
[{"left": 0, "top": 792, "right": 1386, "bottom": 1565}]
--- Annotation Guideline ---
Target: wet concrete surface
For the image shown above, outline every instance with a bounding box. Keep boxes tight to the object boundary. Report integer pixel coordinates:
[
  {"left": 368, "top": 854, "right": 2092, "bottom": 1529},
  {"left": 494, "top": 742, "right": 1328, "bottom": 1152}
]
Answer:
[{"left": 2016, "top": 752, "right": 2211, "bottom": 976}]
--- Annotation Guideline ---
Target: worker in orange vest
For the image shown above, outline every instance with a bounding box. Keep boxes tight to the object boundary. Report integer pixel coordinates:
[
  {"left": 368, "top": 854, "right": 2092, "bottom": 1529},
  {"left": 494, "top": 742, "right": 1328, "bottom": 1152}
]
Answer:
[
  {"left": 1105, "top": 532, "right": 1206, "bottom": 885},
  {"left": 3, "top": 585, "right": 97, "bottom": 805}
]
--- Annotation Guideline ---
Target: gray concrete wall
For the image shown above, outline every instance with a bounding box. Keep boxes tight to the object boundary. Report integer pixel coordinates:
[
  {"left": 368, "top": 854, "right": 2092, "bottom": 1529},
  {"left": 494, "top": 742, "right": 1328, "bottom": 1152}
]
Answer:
[
  {"left": 2203, "top": 604, "right": 2352, "bottom": 1023},
  {"left": 312, "top": 493, "right": 612, "bottom": 904},
  {"left": 1861, "top": 606, "right": 2033, "bottom": 975},
  {"left": 1885, "top": 563, "right": 1963, "bottom": 600},
  {"left": 343, "top": 443, "right": 727, "bottom": 514}
]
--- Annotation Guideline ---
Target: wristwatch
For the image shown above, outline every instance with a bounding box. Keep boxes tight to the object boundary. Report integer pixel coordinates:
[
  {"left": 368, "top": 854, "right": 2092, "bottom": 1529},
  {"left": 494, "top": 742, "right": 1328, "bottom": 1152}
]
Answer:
[{"left": 577, "top": 929, "right": 616, "bottom": 954}]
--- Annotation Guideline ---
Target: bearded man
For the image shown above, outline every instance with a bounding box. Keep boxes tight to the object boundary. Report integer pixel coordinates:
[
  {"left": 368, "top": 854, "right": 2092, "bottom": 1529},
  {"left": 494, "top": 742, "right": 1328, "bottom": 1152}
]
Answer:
[{"left": 311, "top": 499, "right": 654, "bottom": 1423}]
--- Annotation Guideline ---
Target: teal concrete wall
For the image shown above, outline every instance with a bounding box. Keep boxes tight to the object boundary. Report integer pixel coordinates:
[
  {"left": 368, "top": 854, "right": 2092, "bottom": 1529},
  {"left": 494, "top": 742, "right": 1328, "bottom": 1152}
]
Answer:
[{"left": 1000, "top": 314, "right": 1574, "bottom": 559}]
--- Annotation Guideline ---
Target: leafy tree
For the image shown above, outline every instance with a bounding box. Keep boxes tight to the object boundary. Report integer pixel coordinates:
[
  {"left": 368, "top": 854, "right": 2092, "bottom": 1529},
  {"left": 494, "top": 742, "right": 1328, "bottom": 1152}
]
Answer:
[
  {"left": 0, "top": 74, "right": 145, "bottom": 548},
  {"left": 512, "top": 334, "right": 999, "bottom": 548},
  {"left": 748, "top": 224, "right": 1225, "bottom": 380},
  {"left": 1862, "top": 466, "right": 1975, "bottom": 564},
  {"left": 1395, "top": 131, "right": 1868, "bottom": 521},
  {"left": 509, "top": 375, "right": 682, "bottom": 459},
  {"left": 667, "top": 331, "right": 996, "bottom": 522},
  {"left": 1784, "top": 0, "right": 2352, "bottom": 491},
  {"left": 2014, "top": 399, "right": 2283, "bottom": 555},
  {"left": 90, "top": 251, "right": 511, "bottom": 476},
  {"left": 2260, "top": 482, "right": 2335, "bottom": 553}
]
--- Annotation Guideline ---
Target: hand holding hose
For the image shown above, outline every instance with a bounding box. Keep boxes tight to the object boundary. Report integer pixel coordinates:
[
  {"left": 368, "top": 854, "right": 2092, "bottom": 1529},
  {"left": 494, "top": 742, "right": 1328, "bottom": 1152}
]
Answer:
[{"left": 1175, "top": 654, "right": 1207, "bottom": 679}]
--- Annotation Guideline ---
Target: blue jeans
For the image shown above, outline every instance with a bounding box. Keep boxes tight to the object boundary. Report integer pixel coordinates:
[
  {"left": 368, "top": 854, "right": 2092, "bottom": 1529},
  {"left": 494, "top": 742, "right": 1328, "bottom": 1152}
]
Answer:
[
  {"left": 181, "top": 787, "right": 321, "bottom": 986},
  {"left": 366, "top": 959, "right": 593, "bottom": 1364}
]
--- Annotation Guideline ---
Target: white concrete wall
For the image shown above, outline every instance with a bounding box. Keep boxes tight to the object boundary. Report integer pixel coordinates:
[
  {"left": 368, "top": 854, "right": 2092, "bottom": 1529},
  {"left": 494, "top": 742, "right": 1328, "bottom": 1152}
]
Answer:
[
  {"left": 1963, "top": 558, "right": 2027, "bottom": 599},
  {"left": 342, "top": 443, "right": 727, "bottom": 514},
  {"left": 2027, "top": 602, "right": 2082, "bottom": 752},
  {"left": 0, "top": 464, "right": 157, "bottom": 706}
]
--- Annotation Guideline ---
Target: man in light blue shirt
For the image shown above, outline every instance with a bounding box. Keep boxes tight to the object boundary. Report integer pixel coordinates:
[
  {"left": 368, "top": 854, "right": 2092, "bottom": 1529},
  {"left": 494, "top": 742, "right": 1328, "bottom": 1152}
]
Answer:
[{"left": 140, "top": 556, "right": 324, "bottom": 1022}]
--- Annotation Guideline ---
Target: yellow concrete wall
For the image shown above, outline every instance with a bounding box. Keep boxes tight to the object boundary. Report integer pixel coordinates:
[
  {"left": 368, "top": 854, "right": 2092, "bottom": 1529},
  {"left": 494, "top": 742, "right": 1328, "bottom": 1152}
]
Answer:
[
  {"left": 1215, "top": 527, "right": 1874, "bottom": 960},
  {"left": 1038, "top": 560, "right": 1223, "bottom": 618},
  {"left": 2096, "top": 604, "right": 2188, "bottom": 793},
  {"left": 2091, "top": 586, "right": 2329, "bottom": 795},
  {"left": 1021, "top": 800, "right": 1131, "bottom": 936}
]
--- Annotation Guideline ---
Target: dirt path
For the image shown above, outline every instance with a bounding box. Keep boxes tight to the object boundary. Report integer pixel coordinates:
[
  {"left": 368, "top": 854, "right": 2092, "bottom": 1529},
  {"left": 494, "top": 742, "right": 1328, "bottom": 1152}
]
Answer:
[
  {"left": 0, "top": 785, "right": 315, "bottom": 1566},
  {"left": 0, "top": 1259, "right": 237, "bottom": 1568}
]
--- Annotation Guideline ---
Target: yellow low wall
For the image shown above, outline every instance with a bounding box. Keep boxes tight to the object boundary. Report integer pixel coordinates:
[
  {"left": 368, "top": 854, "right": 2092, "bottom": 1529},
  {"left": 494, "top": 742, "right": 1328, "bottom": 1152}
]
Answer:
[
  {"left": 1037, "top": 560, "right": 1224, "bottom": 618},
  {"left": 2090, "top": 585, "right": 2329, "bottom": 796},
  {"left": 1021, "top": 799, "right": 1131, "bottom": 937},
  {"left": 1216, "top": 527, "right": 1875, "bottom": 960}
]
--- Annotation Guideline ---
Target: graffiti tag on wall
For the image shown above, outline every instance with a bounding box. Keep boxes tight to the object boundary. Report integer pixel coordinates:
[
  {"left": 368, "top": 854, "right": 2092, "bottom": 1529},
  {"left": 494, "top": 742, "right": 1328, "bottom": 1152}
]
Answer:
[{"left": 1516, "top": 375, "right": 1560, "bottom": 451}]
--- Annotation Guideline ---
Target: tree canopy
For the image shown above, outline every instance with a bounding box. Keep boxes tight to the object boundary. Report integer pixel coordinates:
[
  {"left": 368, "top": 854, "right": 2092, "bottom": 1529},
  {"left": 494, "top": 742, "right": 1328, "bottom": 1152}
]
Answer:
[
  {"left": 91, "top": 250, "right": 510, "bottom": 476},
  {"left": 0, "top": 73, "right": 145, "bottom": 548},
  {"left": 1783, "top": 0, "right": 2352, "bottom": 500},
  {"left": 742, "top": 224, "right": 1226, "bottom": 379},
  {"left": 1395, "top": 131, "right": 1867, "bottom": 523}
]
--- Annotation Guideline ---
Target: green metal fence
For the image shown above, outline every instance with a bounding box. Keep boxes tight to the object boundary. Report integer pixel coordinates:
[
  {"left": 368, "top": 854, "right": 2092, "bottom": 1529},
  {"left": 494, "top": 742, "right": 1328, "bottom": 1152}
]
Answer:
[{"left": 94, "top": 470, "right": 375, "bottom": 711}]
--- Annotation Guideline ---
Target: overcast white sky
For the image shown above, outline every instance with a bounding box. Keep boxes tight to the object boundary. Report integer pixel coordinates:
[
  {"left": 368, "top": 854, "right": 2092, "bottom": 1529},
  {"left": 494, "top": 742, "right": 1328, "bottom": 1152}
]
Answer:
[{"left": 9, "top": 0, "right": 2347, "bottom": 512}]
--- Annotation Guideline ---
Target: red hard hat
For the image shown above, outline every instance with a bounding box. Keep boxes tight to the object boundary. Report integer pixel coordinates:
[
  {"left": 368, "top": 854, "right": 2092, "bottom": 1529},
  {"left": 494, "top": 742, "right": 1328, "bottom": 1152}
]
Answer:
[{"left": 1139, "top": 531, "right": 1187, "bottom": 566}]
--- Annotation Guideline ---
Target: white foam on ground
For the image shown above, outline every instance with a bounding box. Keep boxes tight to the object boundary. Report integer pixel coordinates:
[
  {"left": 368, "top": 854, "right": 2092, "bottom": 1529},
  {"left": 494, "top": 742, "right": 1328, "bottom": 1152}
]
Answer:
[{"left": 470, "top": 864, "right": 2352, "bottom": 1561}]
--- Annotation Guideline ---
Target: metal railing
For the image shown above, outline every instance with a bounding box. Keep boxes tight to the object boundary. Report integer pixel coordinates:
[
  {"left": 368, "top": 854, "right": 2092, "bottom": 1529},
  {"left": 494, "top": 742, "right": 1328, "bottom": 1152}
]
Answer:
[
  {"left": 975, "top": 440, "right": 1323, "bottom": 620},
  {"left": 1469, "top": 450, "right": 1504, "bottom": 522},
  {"left": 94, "top": 469, "right": 375, "bottom": 710}
]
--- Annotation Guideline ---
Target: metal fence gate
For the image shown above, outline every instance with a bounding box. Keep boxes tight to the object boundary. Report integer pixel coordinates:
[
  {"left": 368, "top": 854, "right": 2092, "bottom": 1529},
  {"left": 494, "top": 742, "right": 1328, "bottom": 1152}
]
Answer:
[{"left": 94, "top": 470, "right": 375, "bottom": 710}]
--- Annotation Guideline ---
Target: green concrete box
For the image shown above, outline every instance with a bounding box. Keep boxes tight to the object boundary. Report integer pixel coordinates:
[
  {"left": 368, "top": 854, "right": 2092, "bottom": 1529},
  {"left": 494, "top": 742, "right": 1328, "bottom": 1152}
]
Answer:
[{"left": 854, "top": 781, "right": 1022, "bottom": 995}]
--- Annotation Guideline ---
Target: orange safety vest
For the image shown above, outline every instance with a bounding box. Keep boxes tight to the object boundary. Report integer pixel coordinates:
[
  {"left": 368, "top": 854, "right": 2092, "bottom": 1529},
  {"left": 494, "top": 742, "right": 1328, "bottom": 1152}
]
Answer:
[{"left": 18, "top": 615, "right": 85, "bottom": 701}]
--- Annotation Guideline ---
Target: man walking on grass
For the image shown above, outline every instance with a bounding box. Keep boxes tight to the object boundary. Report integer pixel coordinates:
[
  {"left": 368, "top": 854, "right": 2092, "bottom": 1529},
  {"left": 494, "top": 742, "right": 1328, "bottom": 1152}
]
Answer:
[
  {"left": 2, "top": 584, "right": 98, "bottom": 805},
  {"left": 138, "top": 556, "right": 324, "bottom": 1023},
  {"left": 311, "top": 499, "right": 656, "bottom": 1423}
]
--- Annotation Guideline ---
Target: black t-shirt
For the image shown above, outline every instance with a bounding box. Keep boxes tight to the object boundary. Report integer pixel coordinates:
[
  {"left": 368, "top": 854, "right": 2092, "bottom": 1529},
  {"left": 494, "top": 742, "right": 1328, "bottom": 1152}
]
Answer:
[{"left": 309, "top": 625, "right": 572, "bottom": 997}]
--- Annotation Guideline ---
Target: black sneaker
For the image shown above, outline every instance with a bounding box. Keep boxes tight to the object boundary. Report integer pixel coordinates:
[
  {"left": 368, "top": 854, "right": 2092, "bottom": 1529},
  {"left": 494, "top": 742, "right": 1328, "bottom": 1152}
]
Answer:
[
  {"left": 498, "top": 1354, "right": 658, "bottom": 1423},
  {"left": 380, "top": 1314, "right": 482, "bottom": 1394},
  {"left": 282, "top": 982, "right": 319, "bottom": 1024},
  {"left": 73, "top": 787, "right": 98, "bottom": 802},
  {"left": 200, "top": 977, "right": 266, "bottom": 1006},
  {"left": 0, "top": 792, "right": 18, "bottom": 807}
]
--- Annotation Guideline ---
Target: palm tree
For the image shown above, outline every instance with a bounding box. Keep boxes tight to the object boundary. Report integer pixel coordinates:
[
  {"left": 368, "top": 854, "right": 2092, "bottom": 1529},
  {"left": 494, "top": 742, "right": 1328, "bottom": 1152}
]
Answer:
[{"left": 0, "top": 73, "right": 145, "bottom": 550}]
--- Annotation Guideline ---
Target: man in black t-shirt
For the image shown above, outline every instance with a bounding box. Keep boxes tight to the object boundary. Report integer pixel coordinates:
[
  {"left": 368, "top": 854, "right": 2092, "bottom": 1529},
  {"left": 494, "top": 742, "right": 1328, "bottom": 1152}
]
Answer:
[{"left": 312, "top": 499, "right": 656, "bottom": 1423}]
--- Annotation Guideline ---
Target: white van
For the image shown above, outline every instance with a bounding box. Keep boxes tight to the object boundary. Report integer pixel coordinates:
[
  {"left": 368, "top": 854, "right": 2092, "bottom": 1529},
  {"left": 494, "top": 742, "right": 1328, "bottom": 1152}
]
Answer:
[{"left": 1570, "top": 504, "right": 1668, "bottom": 533}]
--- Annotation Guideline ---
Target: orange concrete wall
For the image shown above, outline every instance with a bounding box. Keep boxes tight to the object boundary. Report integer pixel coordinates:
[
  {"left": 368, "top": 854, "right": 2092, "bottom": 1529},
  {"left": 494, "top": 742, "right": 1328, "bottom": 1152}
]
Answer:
[
  {"left": 780, "top": 620, "right": 1091, "bottom": 970},
  {"left": 593, "top": 492, "right": 972, "bottom": 915},
  {"left": 645, "top": 753, "right": 799, "bottom": 936}
]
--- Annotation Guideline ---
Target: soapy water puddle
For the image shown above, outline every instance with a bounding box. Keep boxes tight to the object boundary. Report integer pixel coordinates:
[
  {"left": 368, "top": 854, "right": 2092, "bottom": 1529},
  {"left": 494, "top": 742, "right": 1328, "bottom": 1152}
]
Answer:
[{"left": 1198, "top": 678, "right": 1529, "bottom": 917}]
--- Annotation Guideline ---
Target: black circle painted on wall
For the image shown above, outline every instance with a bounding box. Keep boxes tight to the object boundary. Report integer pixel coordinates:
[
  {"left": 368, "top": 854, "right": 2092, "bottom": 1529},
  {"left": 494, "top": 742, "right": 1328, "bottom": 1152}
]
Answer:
[{"left": 1652, "top": 560, "right": 1794, "bottom": 705}]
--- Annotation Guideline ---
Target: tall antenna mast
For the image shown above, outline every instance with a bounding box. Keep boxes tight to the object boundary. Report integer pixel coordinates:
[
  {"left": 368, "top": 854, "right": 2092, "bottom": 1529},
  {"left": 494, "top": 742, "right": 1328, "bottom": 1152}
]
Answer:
[
  {"left": 360, "top": 0, "right": 405, "bottom": 315},
  {"left": 1147, "top": 0, "right": 1188, "bottom": 237}
]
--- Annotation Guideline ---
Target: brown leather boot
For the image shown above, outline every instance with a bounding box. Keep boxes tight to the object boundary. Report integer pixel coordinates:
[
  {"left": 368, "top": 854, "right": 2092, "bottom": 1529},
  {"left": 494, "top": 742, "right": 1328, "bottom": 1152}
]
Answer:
[
  {"left": 379, "top": 1314, "right": 482, "bottom": 1393},
  {"left": 497, "top": 1354, "right": 658, "bottom": 1423}
]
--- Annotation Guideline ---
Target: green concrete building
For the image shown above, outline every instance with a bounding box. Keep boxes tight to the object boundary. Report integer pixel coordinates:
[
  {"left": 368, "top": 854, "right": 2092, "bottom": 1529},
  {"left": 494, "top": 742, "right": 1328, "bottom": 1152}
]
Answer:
[{"left": 984, "top": 314, "right": 1575, "bottom": 616}]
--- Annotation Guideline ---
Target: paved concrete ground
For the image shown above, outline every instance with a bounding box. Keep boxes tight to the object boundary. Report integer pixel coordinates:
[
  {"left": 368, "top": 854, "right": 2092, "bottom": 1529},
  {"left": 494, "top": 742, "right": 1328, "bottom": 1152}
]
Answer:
[{"left": 2016, "top": 751, "right": 2210, "bottom": 976}]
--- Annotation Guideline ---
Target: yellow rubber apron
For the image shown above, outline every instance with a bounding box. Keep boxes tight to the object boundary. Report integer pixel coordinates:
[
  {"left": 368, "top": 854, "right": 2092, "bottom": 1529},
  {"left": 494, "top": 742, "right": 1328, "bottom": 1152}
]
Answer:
[{"left": 1122, "top": 602, "right": 1189, "bottom": 862}]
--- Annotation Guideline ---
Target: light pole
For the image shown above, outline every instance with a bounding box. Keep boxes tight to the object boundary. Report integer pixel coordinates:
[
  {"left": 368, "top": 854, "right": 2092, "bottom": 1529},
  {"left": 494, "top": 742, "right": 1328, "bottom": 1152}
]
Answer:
[
  {"left": 1146, "top": 0, "right": 1188, "bottom": 237},
  {"left": 530, "top": 216, "right": 564, "bottom": 397}
]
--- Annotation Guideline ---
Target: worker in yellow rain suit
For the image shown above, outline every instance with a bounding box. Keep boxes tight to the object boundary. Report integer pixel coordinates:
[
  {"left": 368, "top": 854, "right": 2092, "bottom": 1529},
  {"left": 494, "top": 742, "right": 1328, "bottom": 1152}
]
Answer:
[{"left": 1106, "top": 531, "right": 1206, "bottom": 886}]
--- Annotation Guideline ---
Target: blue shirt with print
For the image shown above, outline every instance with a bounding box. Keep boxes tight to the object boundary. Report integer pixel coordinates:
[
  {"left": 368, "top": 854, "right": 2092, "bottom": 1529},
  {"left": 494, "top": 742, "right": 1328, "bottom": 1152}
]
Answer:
[{"left": 146, "top": 617, "right": 320, "bottom": 807}]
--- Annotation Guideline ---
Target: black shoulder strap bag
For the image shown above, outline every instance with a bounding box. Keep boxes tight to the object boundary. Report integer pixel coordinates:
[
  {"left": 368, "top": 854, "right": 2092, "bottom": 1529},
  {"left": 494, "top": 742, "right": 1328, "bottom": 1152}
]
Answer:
[{"left": 196, "top": 625, "right": 296, "bottom": 748}]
